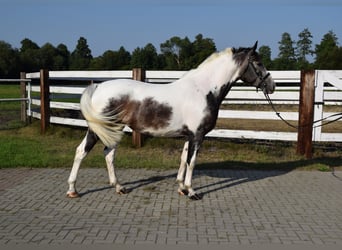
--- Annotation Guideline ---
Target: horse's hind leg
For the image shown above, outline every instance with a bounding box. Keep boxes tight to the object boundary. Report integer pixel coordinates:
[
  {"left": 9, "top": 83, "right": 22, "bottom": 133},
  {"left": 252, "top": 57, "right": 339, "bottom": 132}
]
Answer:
[
  {"left": 104, "top": 146, "right": 128, "bottom": 194},
  {"left": 67, "top": 130, "right": 98, "bottom": 198}
]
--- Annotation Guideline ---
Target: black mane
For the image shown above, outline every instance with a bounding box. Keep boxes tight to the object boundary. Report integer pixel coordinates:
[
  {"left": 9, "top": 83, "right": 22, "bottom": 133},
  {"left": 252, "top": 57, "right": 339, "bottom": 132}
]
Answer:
[{"left": 232, "top": 46, "right": 260, "bottom": 65}]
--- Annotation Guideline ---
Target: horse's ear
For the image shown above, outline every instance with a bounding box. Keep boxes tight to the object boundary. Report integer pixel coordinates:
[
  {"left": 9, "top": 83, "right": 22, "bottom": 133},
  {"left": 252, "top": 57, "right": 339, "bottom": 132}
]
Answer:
[
  {"left": 252, "top": 41, "right": 258, "bottom": 51},
  {"left": 247, "top": 41, "right": 258, "bottom": 58}
]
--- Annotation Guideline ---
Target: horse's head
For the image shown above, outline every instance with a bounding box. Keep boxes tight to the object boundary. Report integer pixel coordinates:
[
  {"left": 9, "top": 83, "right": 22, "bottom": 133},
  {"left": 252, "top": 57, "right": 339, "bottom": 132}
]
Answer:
[{"left": 234, "top": 41, "right": 275, "bottom": 94}]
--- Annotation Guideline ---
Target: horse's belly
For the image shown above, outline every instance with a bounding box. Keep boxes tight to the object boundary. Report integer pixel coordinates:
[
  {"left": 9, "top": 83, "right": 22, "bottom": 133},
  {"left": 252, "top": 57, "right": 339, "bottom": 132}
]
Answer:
[{"left": 139, "top": 127, "right": 179, "bottom": 137}]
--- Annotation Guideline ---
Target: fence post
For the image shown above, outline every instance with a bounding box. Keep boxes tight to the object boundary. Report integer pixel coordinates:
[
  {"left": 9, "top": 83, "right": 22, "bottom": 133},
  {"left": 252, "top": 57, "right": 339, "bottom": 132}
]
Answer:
[
  {"left": 312, "top": 70, "right": 324, "bottom": 142},
  {"left": 296, "top": 70, "right": 315, "bottom": 159},
  {"left": 20, "top": 72, "right": 27, "bottom": 123},
  {"left": 40, "top": 69, "right": 50, "bottom": 134},
  {"left": 132, "top": 68, "right": 146, "bottom": 147}
]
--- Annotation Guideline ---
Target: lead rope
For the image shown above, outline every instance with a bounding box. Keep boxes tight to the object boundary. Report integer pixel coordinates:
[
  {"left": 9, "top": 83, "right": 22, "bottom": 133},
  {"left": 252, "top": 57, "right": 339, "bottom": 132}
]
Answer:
[{"left": 263, "top": 92, "right": 342, "bottom": 129}]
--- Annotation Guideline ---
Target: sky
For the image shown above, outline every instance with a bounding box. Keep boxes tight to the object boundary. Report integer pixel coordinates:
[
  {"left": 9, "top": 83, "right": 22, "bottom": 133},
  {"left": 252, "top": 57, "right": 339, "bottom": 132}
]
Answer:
[{"left": 1, "top": 0, "right": 341, "bottom": 59}]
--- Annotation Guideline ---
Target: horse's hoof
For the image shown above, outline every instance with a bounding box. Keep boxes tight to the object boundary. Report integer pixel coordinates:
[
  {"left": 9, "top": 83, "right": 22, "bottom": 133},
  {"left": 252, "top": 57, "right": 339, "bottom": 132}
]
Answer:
[
  {"left": 178, "top": 189, "right": 189, "bottom": 196},
  {"left": 117, "top": 187, "right": 129, "bottom": 195},
  {"left": 66, "top": 191, "right": 79, "bottom": 198},
  {"left": 189, "top": 193, "right": 203, "bottom": 200}
]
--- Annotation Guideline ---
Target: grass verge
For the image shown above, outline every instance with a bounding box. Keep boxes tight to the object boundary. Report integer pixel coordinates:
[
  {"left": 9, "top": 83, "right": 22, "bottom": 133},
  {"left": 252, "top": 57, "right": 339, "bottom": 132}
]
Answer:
[{"left": 0, "top": 121, "right": 341, "bottom": 171}]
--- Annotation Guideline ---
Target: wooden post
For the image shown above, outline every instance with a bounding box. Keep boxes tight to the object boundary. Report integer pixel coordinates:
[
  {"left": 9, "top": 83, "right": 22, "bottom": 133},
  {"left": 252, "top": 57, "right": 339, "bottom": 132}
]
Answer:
[
  {"left": 40, "top": 69, "right": 50, "bottom": 134},
  {"left": 132, "top": 68, "right": 146, "bottom": 147},
  {"left": 20, "top": 72, "right": 27, "bottom": 123},
  {"left": 296, "top": 70, "right": 315, "bottom": 159}
]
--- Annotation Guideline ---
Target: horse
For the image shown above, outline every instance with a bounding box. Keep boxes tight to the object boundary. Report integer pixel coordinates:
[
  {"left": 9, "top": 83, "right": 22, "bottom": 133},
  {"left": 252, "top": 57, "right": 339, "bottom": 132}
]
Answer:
[{"left": 66, "top": 41, "right": 275, "bottom": 200}]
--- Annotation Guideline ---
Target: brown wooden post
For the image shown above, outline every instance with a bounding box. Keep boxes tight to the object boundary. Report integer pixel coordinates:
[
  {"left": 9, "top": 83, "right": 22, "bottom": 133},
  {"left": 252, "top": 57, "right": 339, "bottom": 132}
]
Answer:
[
  {"left": 20, "top": 72, "right": 27, "bottom": 123},
  {"left": 296, "top": 70, "right": 315, "bottom": 159},
  {"left": 132, "top": 68, "right": 146, "bottom": 147},
  {"left": 40, "top": 69, "right": 50, "bottom": 134}
]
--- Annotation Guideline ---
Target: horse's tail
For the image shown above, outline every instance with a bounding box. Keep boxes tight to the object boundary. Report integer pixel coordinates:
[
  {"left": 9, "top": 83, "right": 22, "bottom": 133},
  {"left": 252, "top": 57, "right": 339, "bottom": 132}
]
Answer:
[{"left": 80, "top": 84, "right": 123, "bottom": 148}]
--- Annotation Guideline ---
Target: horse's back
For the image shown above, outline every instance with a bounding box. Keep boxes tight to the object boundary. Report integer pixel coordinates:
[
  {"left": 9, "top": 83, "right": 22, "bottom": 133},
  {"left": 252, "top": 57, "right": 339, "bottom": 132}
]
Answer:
[
  {"left": 96, "top": 79, "right": 141, "bottom": 94},
  {"left": 90, "top": 79, "right": 139, "bottom": 107},
  {"left": 92, "top": 78, "right": 182, "bottom": 105}
]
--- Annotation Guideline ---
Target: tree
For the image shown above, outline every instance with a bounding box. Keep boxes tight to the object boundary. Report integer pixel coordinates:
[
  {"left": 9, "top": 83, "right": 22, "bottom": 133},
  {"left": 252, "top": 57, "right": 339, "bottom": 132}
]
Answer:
[
  {"left": 19, "top": 38, "right": 40, "bottom": 72},
  {"left": 91, "top": 50, "right": 116, "bottom": 70},
  {"left": 160, "top": 36, "right": 192, "bottom": 69},
  {"left": 39, "top": 43, "right": 57, "bottom": 70},
  {"left": 130, "top": 47, "right": 142, "bottom": 69},
  {"left": 160, "top": 34, "right": 216, "bottom": 70},
  {"left": 274, "top": 32, "right": 297, "bottom": 69},
  {"left": 54, "top": 44, "right": 70, "bottom": 70},
  {"left": 315, "top": 30, "right": 340, "bottom": 69},
  {"left": 143, "top": 43, "right": 159, "bottom": 69},
  {"left": 103, "top": 50, "right": 118, "bottom": 69},
  {"left": 70, "top": 37, "right": 92, "bottom": 70},
  {"left": 115, "top": 46, "right": 131, "bottom": 69},
  {"left": 296, "top": 28, "right": 313, "bottom": 69},
  {"left": 20, "top": 38, "right": 39, "bottom": 52},
  {"left": 131, "top": 43, "right": 159, "bottom": 69},
  {"left": 90, "top": 46, "right": 131, "bottom": 70},
  {"left": 334, "top": 47, "right": 342, "bottom": 69},
  {"left": 258, "top": 45, "right": 272, "bottom": 69},
  {"left": 191, "top": 34, "right": 216, "bottom": 68},
  {"left": 0, "top": 41, "right": 20, "bottom": 78}
]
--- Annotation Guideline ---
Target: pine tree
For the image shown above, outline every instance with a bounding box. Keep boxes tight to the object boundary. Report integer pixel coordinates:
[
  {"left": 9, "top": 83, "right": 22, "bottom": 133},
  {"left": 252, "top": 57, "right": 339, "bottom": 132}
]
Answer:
[
  {"left": 131, "top": 43, "right": 159, "bottom": 69},
  {"left": 70, "top": 37, "right": 92, "bottom": 70},
  {"left": 0, "top": 41, "right": 20, "bottom": 78},
  {"left": 54, "top": 44, "right": 70, "bottom": 70},
  {"left": 296, "top": 28, "right": 313, "bottom": 69},
  {"left": 258, "top": 45, "right": 272, "bottom": 69},
  {"left": 274, "top": 32, "right": 297, "bottom": 69},
  {"left": 315, "top": 31, "right": 340, "bottom": 69},
  {"left": 19, "top": 38, "right": 40, "bottom": 72}
]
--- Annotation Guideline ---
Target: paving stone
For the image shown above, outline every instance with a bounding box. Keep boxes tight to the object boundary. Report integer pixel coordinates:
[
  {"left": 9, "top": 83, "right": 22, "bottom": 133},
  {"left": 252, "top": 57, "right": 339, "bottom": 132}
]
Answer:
[{"left": 0, "top": 168, "right": 341, "bottom": 246}]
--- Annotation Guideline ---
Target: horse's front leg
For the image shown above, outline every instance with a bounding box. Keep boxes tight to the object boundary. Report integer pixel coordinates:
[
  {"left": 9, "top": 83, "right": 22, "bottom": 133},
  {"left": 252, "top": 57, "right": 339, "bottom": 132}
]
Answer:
[
  {"left": 177, "top": 141, "right": 189, "bottom": 195},
  {"left": 178, "top": 138, "right": 202, "bottom": 200},
  {"left": 104, "top": 146, "right": 128, "bottom": 194},
  {"left": 184, "top": 141, "right": 202, "bottom": 200}
]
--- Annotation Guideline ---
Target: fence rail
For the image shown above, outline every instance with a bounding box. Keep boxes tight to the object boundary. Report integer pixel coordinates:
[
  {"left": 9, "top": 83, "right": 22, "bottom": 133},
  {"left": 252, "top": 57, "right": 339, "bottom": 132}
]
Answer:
[
  {"left": 0, "top": 77, "right": 31, "bottom": 123},
  {"left": 22, "top": 69, "right": 342, "bottom": 147}
]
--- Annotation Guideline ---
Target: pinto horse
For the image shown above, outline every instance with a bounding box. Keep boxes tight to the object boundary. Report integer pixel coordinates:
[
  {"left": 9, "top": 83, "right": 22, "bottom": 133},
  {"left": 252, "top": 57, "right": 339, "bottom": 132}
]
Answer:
[{"left": 67, "top": 42, "right": 275, "bottom": 200}]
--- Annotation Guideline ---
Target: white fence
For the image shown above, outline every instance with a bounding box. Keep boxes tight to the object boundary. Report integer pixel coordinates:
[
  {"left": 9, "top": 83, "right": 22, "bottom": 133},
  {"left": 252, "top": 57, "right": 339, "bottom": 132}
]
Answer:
[{"left": 25, "top": 70, "right": 342, "bottom": 142}]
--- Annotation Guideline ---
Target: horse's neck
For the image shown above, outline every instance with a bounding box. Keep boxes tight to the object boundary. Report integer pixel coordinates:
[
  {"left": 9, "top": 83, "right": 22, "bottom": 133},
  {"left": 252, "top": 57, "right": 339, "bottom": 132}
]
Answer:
[{"left": 183, "top": 53, "right": 240, "bottom": 98}]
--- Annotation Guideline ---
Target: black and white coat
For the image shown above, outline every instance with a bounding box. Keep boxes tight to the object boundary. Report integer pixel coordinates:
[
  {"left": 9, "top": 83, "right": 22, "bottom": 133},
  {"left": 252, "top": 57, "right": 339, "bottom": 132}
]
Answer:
[{"left": 67, "top": 42, "right": 275, "bottom": 200}]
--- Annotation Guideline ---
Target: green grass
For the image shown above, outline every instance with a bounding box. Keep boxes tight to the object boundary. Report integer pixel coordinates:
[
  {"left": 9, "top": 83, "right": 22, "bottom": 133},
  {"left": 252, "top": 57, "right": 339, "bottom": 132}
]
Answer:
[
  {"left": 0, "top": 84, "right": 22, "bottom": 98},
  {"left": 1, "top": 84, "right": 341, "bottom": 171},
  {"left": 0, "top": 84, "right": 27, "bottom": 130},
  {"left": 0, "top": 121, "right": 341, "bottom": 171}
]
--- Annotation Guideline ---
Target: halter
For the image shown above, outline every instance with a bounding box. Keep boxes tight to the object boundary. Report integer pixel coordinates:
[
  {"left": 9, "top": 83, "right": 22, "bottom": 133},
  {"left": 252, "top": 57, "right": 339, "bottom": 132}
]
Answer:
[
  {"left": 241, "top": 58, "right": 271, "bottom": 93},
  {"left": 241, "top": 57, "right": 342, "bottom": 130}
]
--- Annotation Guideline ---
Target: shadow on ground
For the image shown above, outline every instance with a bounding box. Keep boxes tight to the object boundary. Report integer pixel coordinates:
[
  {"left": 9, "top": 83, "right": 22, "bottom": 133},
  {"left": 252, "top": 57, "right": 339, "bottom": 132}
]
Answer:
[{"left": 78, "top": 156, "right": 342, "bottom": 199}]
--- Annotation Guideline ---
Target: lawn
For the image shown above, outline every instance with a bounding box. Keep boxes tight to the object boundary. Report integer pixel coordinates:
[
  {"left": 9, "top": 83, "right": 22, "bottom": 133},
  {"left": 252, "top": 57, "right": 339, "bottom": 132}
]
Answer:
[
  {"left": 1, "top": 84, "right": 341, "bottom": 171},
  {"left": 0, "top": 121, "right": 341, "bottom": 171}
]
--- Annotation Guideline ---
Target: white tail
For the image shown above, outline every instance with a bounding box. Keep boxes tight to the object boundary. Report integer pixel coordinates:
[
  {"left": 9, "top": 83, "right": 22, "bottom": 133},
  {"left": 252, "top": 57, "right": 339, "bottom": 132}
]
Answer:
[{"left": 80, "top": 84, "right": 124, "bottom": 148}]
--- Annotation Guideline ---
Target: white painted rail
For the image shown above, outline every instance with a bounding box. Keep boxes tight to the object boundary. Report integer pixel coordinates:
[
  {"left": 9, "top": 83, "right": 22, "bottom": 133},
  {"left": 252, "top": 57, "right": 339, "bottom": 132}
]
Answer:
[{"left": 25, "top": 70, "right": 342, "bottom": 142}]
